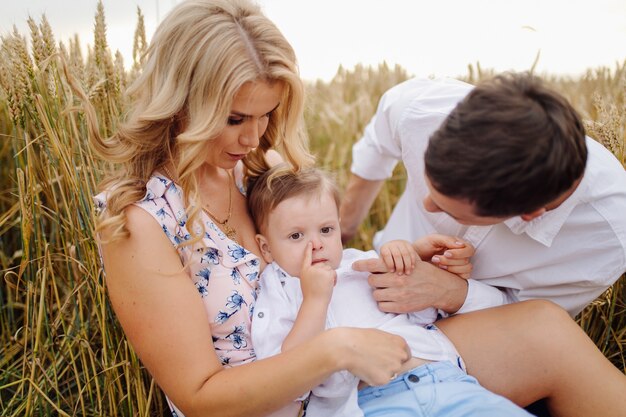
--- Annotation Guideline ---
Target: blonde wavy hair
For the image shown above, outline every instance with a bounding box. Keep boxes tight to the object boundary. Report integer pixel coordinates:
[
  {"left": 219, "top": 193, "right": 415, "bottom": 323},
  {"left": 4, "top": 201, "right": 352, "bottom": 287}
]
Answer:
[{"left": 87, "top": 0, "right": 314, "bottom": 241}]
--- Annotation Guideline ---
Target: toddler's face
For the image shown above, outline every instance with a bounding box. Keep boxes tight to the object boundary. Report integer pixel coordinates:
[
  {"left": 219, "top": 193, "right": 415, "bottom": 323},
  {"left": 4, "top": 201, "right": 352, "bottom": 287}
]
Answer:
[{"left": 257, "top": 191, "right": 343, "bottom": 277}]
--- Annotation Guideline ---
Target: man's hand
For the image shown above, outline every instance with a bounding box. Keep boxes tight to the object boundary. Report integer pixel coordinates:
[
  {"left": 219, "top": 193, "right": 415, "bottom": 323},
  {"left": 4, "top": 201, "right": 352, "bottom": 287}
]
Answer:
[
  {"left": 352, "top": 257, "right": 468, "bottom": 314},
  {"left": 413, "top": 234, "right": 475, "bottom": 279}
]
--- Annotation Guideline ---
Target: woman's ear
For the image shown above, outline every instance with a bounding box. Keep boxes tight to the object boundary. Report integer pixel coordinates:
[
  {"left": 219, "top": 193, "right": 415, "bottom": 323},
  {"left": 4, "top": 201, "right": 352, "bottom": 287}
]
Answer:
[{"left": 255, "top": 234, "right": 274, "bottom": 264}]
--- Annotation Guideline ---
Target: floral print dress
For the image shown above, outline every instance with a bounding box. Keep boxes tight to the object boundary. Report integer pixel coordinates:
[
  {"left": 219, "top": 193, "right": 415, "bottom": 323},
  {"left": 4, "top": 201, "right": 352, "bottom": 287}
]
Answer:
[{"left": 94, "top": 169, "right": 261, "bottom": 416}]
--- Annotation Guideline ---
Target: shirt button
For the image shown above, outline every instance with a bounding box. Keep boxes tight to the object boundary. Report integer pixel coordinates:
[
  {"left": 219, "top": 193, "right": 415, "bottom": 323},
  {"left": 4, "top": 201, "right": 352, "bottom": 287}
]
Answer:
[
  {"left": 408, "top": 374, "right": 420, "bottom": 383},
  {"left": 257, "top": 312, "right": 264, "bottom": 318}
]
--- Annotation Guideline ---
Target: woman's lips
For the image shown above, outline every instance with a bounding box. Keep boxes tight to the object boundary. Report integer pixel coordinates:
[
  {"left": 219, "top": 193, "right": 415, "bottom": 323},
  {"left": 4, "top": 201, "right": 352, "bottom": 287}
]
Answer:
[{"left": 227, "top": 153, "right": 246, "bottom": 160}]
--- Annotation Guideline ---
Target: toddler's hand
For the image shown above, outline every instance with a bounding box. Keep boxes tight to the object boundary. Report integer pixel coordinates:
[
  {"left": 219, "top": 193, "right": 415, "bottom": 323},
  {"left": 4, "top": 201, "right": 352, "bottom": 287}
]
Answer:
[
  {"left": 299, "top": 242, "right": 336, "bottom": 302},
  {"left": 379, "top": 240, "right": 418, "bottom": 275}
]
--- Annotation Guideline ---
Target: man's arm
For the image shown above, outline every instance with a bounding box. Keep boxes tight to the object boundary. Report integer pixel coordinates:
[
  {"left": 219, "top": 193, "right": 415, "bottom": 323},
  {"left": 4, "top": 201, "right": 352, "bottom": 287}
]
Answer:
[
  {"left": 339, "top": 174, "right": 384, "bottom": 243},
  {"left": 352, "top": 257, "right": 468, "bottom": 314}
]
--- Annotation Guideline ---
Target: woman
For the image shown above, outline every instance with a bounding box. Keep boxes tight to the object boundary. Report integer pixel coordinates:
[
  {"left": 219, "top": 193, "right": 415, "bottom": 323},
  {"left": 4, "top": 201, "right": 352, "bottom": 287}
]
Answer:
[{"left": 89, "top": 1, "right": 626, "bottom": 416}]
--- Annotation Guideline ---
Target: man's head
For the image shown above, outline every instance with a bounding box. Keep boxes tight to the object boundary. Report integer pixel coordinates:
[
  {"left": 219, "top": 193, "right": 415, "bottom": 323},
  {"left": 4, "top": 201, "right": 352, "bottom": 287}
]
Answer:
[
  {"left": 247, "top": 164, "right": 343, "bottom": 276},
  {"left": 424, "top": 72, "right": 587, "bottom": 222}
]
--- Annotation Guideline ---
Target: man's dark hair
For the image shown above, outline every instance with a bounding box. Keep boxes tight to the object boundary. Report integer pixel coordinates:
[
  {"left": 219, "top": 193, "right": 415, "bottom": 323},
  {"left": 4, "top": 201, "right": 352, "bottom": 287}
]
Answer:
[{"left": 424, "top": 71, "right": 587, "bottom": 217}]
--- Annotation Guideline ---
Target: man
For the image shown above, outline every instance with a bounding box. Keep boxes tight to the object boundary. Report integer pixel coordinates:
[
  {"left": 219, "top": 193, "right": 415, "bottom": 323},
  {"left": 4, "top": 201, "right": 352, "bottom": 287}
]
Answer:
[{"left": 340, "top": 72, "right": 626, "bottom": 318}]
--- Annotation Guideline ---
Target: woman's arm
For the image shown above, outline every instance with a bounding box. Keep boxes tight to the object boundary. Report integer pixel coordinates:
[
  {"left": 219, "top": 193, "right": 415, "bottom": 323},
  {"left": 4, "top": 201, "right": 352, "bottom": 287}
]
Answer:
[
  {"left": 339, "top": 174, "right": 384, "bottom": 243},
  {"left": 102, "top": 206, "right": 410, "bottom": 417},
  {"left": 436, "top": 300, "right": 626, "bottom": 417}
]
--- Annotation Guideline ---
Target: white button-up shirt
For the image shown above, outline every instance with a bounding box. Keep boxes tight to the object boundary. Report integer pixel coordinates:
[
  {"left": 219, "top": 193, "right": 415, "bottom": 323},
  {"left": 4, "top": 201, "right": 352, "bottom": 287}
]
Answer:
[
  {"left": 351, "top": 77, "right": 626, "bottom": 317},
  {"left": 252, "top": 249, "right": 463, "bottom": 417}
]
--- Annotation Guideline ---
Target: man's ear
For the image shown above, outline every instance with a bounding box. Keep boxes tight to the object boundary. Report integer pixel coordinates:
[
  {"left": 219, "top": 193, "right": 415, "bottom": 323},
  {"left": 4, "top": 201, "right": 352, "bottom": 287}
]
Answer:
[
  {"left": 255, "top": 234, "right": 274, "bottom": 264},
  {"left": 520, "top": 207, "right": 546, "bottom": 222}
]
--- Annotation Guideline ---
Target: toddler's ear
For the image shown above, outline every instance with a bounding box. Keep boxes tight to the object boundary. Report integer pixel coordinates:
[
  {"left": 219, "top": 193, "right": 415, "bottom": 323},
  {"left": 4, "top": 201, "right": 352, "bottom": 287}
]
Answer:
[{"left": 255, "top": 234, "right": 274, "bottom": 264}]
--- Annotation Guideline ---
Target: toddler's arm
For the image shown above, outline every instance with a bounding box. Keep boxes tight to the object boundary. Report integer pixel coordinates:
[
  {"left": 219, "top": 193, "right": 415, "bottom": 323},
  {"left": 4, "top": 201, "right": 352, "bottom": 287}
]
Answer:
[{"left": 282, "top": 242, "right": 336, "bottom": 351}]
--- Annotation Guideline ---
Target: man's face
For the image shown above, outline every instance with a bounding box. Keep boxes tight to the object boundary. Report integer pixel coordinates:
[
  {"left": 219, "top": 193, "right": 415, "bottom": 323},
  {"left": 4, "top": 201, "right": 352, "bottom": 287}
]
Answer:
[{"left": 423, "top": 176, "right": 510, "bottom": 226}]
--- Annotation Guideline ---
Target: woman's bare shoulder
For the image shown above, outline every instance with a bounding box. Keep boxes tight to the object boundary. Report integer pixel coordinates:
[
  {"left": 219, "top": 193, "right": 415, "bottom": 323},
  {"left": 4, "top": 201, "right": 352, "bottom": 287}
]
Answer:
[{"left": 100, "top": 204, "right": 180, "bottom": 285}]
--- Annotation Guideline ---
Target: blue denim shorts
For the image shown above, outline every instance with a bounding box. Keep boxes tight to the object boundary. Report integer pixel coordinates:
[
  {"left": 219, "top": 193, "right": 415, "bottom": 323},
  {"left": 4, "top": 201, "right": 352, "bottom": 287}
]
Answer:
[{"left": 357, "top": 361, "right": 533, "bottom": 417}]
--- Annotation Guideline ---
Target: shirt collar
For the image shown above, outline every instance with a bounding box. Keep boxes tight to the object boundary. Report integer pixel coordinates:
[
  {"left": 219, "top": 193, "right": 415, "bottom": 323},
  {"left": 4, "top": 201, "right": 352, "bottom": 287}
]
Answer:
[
  {"left": 503, "top": 173, "right": 589, "bottom": 247},
  {"left": 269, "top": 262, "right": 304, "bottom": 294}
]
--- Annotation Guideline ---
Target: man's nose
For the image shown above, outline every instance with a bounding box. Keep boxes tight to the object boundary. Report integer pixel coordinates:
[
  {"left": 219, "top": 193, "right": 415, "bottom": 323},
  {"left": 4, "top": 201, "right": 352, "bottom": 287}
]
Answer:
[{"left": 423, "top": 195, "right": 442, "bottom": 213}]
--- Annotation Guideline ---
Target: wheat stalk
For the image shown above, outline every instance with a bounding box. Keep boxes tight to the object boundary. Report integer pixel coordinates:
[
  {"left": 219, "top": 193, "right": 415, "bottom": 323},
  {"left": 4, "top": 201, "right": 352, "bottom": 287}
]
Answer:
[{"left": 0, "top": 5, "right": 624, "bottom": 415}]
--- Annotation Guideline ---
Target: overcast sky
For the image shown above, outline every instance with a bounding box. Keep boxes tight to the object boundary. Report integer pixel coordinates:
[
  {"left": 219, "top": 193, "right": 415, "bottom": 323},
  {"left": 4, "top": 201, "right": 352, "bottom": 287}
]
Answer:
[{"left": 2, "top": 0, "right": 625, "bottom": 81}]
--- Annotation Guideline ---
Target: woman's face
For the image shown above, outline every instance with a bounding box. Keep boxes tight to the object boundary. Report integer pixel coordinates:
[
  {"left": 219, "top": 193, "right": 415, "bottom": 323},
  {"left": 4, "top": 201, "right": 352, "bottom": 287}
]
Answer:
[{"left": 206, "top": 80, "right": 284, "bottom": 169}]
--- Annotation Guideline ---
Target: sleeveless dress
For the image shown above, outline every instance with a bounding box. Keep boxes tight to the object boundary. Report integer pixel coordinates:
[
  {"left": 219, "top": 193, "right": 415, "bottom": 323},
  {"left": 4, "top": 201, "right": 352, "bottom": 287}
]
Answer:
[{"left": 94, "top": 167, "right": 261, "bottom": 416}]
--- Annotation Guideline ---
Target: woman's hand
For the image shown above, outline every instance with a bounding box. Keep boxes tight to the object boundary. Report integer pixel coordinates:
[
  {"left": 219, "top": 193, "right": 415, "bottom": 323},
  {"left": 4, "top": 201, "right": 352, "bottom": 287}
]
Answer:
[
  {"left": 413, "top": 234, "right": 475, "bottom": 279},
  {"left": 328, "top": 327, "right": 411, "bottom": 387}
]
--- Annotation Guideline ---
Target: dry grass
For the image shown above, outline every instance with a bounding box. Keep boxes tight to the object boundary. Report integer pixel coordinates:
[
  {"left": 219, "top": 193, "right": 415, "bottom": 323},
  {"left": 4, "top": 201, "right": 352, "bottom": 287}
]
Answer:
[{"left": 0, "top": 4, "right": 624, "bottom": 415}]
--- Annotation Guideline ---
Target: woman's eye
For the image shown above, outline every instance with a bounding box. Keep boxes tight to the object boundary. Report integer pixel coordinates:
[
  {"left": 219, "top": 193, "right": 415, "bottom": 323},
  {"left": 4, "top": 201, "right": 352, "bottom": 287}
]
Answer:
[
  {"left": 321, "top": 227, "right": 333, "bottom": 234},
  {"left": 289, "top": 232, "right": 303, "bottom": 240},
  {"left": 227, "top": 117, "right": 244, "bottom": 126}
]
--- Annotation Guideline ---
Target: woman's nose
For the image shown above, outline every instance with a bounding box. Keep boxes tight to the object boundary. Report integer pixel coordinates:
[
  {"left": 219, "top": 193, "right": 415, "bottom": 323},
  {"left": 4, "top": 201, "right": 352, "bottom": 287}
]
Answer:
[{"left": 240, "top": 120, "right": 261, "bottom": 148}]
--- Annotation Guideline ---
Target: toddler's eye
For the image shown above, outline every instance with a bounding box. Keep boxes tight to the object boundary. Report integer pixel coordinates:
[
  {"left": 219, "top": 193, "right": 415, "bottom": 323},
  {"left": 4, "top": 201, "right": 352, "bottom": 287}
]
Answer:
[
  {"left": 321, "top": 227, "right": 333, "bottom": 234},
  {"left": 289, "top": 232, "right": 303, "bottom": 240}
]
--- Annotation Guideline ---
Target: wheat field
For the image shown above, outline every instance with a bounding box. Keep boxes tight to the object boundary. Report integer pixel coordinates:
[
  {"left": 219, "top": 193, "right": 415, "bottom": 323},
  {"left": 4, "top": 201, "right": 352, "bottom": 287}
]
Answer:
[{"left": 0, "top": 4, "right": 624, "bottom": 416}]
